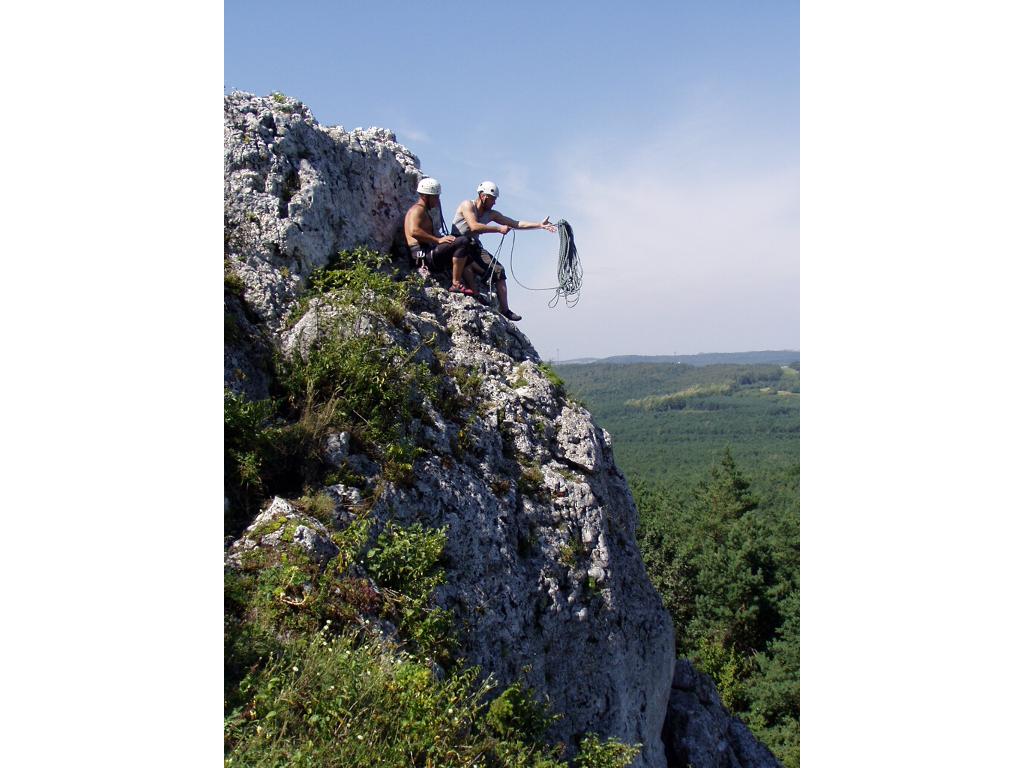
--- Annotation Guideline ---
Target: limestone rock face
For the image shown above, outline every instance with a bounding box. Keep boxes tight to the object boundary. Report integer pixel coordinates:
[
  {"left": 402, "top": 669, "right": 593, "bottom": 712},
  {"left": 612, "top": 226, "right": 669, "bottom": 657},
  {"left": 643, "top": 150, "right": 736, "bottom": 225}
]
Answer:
[
  {"left": 224, "top": 91, "right": 421, "bottom": 330},
  {"left": 370, "top": 288, "right": 675, "bottom": 766},
  {"left": 663, "top": 662, "right": 782, "bottom": 768},
  {"left": 223, "top": 92, "right": 782, "bottom": 768}
]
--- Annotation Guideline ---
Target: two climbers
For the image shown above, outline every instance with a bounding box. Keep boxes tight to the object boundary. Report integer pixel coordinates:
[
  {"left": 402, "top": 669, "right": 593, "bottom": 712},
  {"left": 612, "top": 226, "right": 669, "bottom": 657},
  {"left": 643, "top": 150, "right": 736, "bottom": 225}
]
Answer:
[{"left": 404, "top": 177, "right": 556, "bottom": 322}]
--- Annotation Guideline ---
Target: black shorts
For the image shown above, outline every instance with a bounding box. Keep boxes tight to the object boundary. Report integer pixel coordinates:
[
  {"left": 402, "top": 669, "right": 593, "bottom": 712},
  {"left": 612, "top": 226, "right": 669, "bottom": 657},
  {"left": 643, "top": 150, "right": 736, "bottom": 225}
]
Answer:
[
  {"left": 466, "top": 240, "right": 506, "bottom": 281},
  {"left": 410, "top": 236, "right": 471, "bottom": 273}
]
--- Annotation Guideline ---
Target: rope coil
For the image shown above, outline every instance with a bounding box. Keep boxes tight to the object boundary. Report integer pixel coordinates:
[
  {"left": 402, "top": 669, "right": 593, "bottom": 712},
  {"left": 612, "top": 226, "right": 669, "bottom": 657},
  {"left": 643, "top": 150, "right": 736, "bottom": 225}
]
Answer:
[
  {"left": 552, "top": 219, "right": 582, "bottom": 307},
  {"left": 497, "top": 219, "right": 582, "bottom": 308}
]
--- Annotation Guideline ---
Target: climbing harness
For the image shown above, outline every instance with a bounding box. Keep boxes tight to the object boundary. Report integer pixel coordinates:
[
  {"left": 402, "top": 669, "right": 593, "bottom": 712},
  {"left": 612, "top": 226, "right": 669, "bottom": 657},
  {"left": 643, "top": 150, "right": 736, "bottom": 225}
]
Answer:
[
  {"left": 489, "top": 220, "right": 582, "bottom": 308},
  {"left": 410, "top": 200, "right": 449, "bottom": 276}
]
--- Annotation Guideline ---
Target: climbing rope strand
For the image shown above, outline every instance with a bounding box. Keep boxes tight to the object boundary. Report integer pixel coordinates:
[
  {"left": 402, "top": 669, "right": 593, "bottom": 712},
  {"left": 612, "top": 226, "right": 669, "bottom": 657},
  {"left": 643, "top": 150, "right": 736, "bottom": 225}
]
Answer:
[{"left": 504, "top": 219, "right": 582, "bottom": 307}]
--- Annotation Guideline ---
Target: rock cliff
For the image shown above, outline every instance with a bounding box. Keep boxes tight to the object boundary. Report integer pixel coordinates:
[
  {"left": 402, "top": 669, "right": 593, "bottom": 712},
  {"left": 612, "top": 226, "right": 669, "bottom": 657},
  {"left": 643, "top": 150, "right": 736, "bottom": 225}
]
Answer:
[{"left": 224, "top": 92, "right": 780, "bottom": 768}]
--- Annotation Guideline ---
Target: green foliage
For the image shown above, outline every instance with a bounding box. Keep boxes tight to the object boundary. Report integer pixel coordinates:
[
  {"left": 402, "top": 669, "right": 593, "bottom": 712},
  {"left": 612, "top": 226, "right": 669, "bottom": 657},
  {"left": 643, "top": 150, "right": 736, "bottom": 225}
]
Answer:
[
  {"left": 485, "top": 682, "right": 558, "bottom": 744},
  {"left": 364, "top": 521, "right": 453, "bottom": 660},
  {"left": 285, "top": 246, "right": 405, "bottom": 327},
  {"left": 452, "top": 364, "right": 485, "bottom": 407},
  {"left": 440, "top": 362, "right": 485, "bottom": 421},
  {"left": 745, "top": 592, "right": 800, "bottom": 767},
  {"left": 295, "top": 491, "right": 335, "bottom": 525},
  {"left": 537, "top": 362, "right": 566, "bottom": 394},
  {"left": 365, "top": 522, "right": 447, "bottom": 602},
  {"left": 224, "top": 246, "right": 449, "bottom": 537},
  {"left": 226, "top": 627, "right": 635, "bottom": 768},
  {"left": 226, "top": 509, "right": 643, "bottom": 767},
  {"left": 226, "top": 629, "right": 492, "bottom": 767},
  {"left": 309, "top": 246, "right": 408, "bottom": 322},
  {"left": 574, "top": 734, "right": 643, "bottom": 768},
  {"left": 278, "top": 332, "right": 435, "bottom": 474},
  {"left": 227, "top": 514, "right": 373, "bottom": 635},
  {"left": 224, "top": 391, "right": 278, "bottom": 534},
  {"left": 558, "top": 535, "right": 583, "bottom": 569},
  {"left": 625, "top": 382, "right": 734, "bottom": 411},
  {"left": 634, "top": 452, "right": 798, "bottom": 766},
  {"left": 518, "top": 464, "right": 548, "bottom": 500},
  {"left": 224, "top": 260, "right": 245, "bottom": 296},
  {"left": 564, "top": 361, "right": 800, "bottom": 764},
  {"left": 223, "top": 388, "right": 355, "bottom": 536},
  {"left": 555, "top": 362, "right": 799, "bottom": 491},
  {"left": 277, "top": 281, "right": 435, "bottom": 480},
  {"left": 692, "top": 635, "right": 751, "bottom": 712}
]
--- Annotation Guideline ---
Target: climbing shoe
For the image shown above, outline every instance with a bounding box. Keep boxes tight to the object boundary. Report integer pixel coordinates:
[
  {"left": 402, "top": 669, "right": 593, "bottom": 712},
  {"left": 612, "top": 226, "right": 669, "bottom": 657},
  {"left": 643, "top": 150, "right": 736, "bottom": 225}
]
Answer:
[
  {"left": 450, "top": 282, "right": 480, "bottom": 298},
  {"left": 501, "top": 309, "right": 522, "bottom": 321}
]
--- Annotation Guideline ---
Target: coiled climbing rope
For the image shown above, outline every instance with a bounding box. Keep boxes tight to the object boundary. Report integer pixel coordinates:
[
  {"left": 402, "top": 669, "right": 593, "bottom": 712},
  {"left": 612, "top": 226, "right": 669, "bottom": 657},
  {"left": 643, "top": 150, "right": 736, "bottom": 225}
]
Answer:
[
  {"left": 495, "top": 219, "right": 582, "bottom": 308},
  {"left": 551, "top": 219, "right": 582, "bottom": 307}
]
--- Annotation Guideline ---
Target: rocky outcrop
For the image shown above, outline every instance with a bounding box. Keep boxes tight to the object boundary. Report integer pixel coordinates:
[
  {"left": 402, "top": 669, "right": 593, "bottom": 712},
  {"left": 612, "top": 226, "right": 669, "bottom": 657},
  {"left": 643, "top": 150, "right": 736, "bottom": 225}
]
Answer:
[
  {"left": 227, "top": 497, "right": 340, "bottom": 570},
  {"left": 372, "top": 288, "right": 675, "bottom": 765},
  {"left": 663, "top": 663, "right": 781, "bottom": 768},
  {"left": 224, "top": 91, "right": 421, "bottom": 330},
  {"left": 224, "top": 92, "right": 781, "bottom": 768}
]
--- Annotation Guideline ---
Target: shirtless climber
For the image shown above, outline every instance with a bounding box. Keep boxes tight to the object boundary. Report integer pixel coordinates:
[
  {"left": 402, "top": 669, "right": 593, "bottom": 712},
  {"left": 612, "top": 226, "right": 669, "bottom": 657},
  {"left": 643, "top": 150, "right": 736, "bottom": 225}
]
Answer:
[{"left": 403, "top": 177, "right": 478, "bottom": 297}]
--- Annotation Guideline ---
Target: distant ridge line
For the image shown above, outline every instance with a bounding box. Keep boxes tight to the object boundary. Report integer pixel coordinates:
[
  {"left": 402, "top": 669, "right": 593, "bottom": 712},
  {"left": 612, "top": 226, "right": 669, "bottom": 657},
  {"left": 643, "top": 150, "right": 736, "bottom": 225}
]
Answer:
[{"left": 555, "top": 350, "right": 800, "bottom": 366}]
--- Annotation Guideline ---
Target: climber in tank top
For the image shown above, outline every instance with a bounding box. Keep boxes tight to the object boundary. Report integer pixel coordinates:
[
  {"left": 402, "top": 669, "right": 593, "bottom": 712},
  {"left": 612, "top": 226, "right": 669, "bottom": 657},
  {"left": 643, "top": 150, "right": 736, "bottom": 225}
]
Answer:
[{"left": 450, "top": 181, "right": 557, "bottom": 321}]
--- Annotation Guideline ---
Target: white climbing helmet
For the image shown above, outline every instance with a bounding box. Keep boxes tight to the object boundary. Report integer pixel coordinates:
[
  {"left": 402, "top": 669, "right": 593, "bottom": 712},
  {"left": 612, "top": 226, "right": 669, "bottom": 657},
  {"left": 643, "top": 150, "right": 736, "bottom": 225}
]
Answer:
[
  {"left": 477, "top": 180, "right": 499, "bottom": 199},
  {"left": 417, "top": 177, "right": 441, "bottom": 196}
]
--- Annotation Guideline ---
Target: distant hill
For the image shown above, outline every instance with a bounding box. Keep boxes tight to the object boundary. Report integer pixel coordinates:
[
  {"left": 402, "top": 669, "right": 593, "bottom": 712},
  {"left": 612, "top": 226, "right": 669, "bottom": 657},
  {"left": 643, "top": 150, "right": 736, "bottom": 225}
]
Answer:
[{"left": 557, "top": 350, "right": 799, "bottom": 367}]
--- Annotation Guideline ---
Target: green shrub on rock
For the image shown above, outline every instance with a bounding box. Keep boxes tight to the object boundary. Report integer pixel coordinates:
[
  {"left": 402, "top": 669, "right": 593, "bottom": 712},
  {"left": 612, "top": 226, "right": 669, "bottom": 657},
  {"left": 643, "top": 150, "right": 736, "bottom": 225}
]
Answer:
[
  {"left": 574, "top": 734, "right": 643, "bottom": 768},
  {"left": 225, "top": 630, "right": 494, "bottom": 768},
  {"left": 364, "top": 521, "right": 452, "bottom": 661}
]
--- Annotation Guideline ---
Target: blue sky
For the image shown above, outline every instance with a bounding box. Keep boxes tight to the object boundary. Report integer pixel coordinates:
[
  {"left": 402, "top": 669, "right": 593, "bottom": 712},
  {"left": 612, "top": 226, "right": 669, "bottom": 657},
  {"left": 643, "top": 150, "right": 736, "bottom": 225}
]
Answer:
[{"left": 225, "top": 0, "right": 799, "bottom": 360}]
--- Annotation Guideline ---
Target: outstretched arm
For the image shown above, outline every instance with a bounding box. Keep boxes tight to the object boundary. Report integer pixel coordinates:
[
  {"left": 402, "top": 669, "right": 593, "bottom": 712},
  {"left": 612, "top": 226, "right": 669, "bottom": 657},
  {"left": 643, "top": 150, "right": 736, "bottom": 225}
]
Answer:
[{"left": 493, "top": 211, "right": 557, "bottom": 233}]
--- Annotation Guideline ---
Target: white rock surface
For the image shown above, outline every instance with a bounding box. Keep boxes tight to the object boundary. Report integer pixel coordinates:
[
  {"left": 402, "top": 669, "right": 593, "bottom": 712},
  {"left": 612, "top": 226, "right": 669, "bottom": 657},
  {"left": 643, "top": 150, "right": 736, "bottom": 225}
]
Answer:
[{"left": 224, "top": 91, "right": 421, "bottom": 330}]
